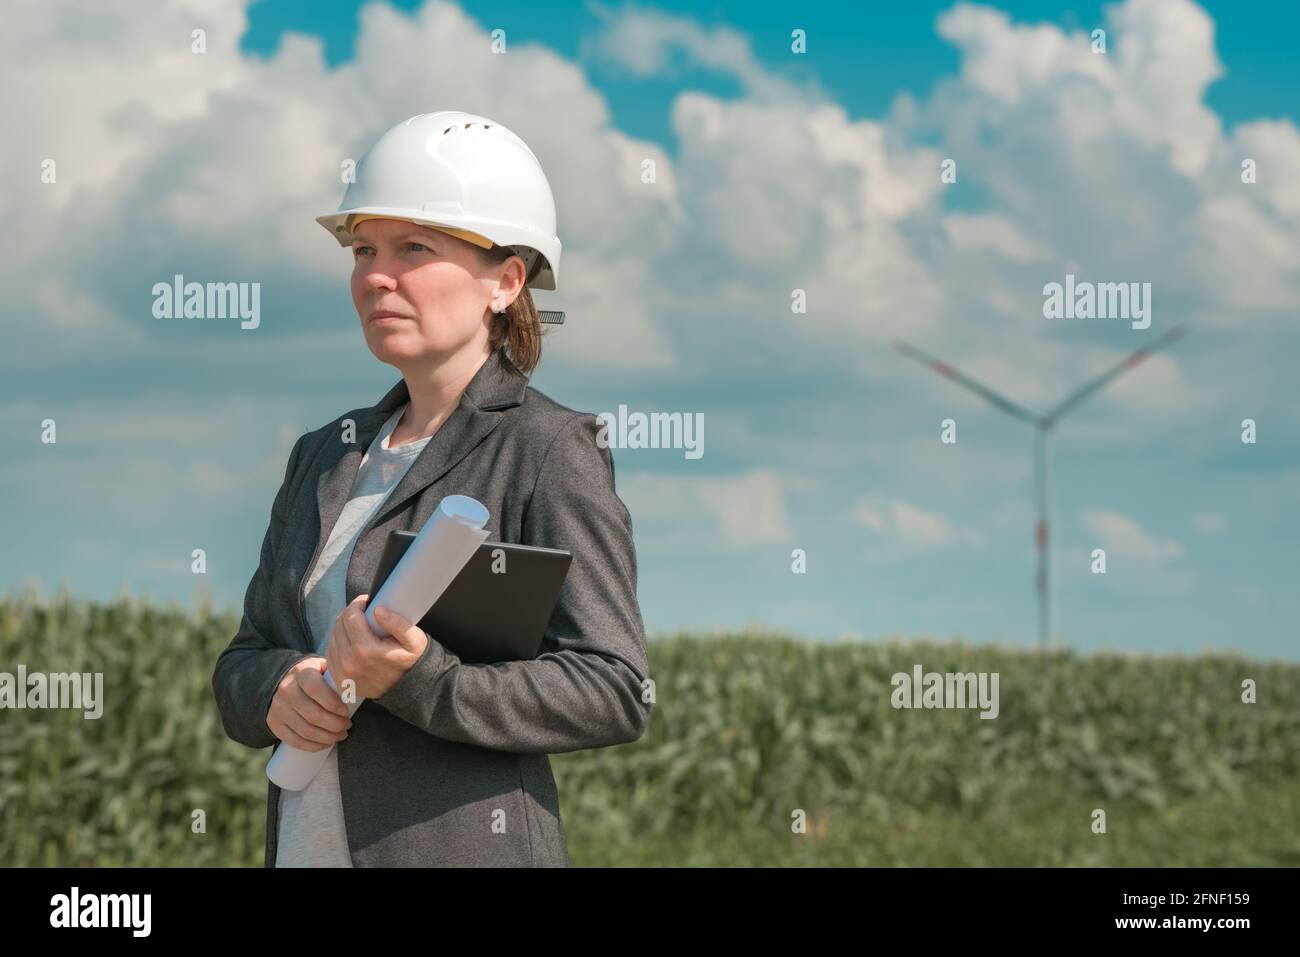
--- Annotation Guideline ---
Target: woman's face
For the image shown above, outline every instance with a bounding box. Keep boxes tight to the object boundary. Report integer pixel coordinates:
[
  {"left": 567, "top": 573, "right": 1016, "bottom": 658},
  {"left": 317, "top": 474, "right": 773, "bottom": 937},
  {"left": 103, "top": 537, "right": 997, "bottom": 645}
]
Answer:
[{"left": 350, "top": 217, "right": 522, "bottom": 369}]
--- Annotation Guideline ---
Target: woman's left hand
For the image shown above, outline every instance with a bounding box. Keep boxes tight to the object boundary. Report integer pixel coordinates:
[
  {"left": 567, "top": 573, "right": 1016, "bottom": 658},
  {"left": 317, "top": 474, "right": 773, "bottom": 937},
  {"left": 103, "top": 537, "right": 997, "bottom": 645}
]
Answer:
[{"left": 325, "top": 594, "right": 430, "bottom": 701}]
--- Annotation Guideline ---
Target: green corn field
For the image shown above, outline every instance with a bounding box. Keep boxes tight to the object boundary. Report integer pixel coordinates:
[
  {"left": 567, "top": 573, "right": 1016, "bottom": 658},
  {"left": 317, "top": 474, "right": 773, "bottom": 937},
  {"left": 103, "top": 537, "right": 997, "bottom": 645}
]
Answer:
[{"left": 2, "top": 585, "right": 1297, "bottom": 866}]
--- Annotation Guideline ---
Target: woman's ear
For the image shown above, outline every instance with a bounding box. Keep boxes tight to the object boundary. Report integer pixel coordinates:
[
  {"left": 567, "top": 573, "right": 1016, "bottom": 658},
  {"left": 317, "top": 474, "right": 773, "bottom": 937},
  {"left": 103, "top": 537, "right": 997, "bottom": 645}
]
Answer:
[{"left": 494, "top": 251, "right": 528, "bottom": 298}]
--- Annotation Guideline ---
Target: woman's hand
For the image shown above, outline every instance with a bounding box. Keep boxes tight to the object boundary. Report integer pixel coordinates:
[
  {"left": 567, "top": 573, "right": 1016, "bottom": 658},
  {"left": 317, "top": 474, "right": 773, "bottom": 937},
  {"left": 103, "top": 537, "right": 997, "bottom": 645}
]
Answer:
[
  {"left": 267, "top": 657, "right": 352, "bottom": 752},
  {"left": 325, "top": 594, "right": 430, "bottom": 701}
]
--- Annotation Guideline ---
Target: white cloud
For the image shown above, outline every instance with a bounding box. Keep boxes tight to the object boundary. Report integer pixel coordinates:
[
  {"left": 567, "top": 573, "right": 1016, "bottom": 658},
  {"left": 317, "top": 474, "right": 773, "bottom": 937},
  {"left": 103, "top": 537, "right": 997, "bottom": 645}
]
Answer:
[
  {"left": 854, "top": 498, "right": 886, "bottom": 532},
  {"left": 918, "top": 0, "right": 1297, "bottom": 340},
  {"left": 1192, "top": 512, "right": 1227, "bottom": 535},
  {"left": 853, "top": 493, "right": 982, "bottom": 549},
  {"left": 1226, "top": 120, "right": 1300, "bottom": 221},
  {"left": 666, "top": 93, "right": 946, "bottom": 346},
  {"left": 577, "top": 0, "right": 1300, "bottom": 456},
  {"left": 1080, "top": 508, "right": 1185, "bottom": 562},
  {"left": 0, "top": 0, "right": 676, "bottom": 375},
  {"left": 586, "top": 1, "right": 809, "bottom": 102},
  {"left": 13, "top": 0, "right": 1298, "bottom": 401},
  {"left": 619, "top": 468, "right": 792, "bottom": 549},
  {"left": 936, "top": 4, "right": 1112, "bottom": 107},
  {"left": 942, "top": 213, "right": 1047, "bottom": 264},
  {"left": 937, "top": 0, "right": 1223, "bottom": 176},
  {"left": 890, "top": 500, "right": 955, "bottom": 547},
  {"left": 1191, "top": 194, "right": 1300, "bottom": 311}
]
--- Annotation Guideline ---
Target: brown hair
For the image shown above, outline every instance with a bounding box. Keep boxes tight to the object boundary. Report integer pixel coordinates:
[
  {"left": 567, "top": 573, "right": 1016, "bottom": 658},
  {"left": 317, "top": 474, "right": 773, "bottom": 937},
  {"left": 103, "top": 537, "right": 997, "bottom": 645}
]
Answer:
[{"left": 480, "top": 244, "right": 545, "bottom": 375}]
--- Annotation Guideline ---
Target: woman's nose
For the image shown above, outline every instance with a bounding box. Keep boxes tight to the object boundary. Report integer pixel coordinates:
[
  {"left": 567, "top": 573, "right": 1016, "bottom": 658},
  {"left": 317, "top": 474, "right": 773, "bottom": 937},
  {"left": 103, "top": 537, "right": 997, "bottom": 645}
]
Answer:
[{"left": 363, "top": 266, "right": 398, "bottom": 290}]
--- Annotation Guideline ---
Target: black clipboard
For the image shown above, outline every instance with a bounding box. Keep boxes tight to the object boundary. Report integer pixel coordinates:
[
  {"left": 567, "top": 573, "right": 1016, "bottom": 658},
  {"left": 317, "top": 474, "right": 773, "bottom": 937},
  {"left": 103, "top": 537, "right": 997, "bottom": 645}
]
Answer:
[{"left": 368, "top": 530, "right": 571, "bottom": 664}]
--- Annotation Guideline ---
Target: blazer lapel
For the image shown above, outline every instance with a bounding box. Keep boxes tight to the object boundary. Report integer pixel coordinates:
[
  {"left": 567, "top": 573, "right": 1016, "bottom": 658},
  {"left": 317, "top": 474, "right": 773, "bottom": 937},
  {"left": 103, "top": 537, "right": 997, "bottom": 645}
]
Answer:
[
  {"left": 369, "top": 349, "right": 529, "bottom": 529},
  {"left": 299, "top": 350, "right": 530, "bottom": 650},
  {"left": 310, "top": 378, "right": 405, "bottom": 578}
]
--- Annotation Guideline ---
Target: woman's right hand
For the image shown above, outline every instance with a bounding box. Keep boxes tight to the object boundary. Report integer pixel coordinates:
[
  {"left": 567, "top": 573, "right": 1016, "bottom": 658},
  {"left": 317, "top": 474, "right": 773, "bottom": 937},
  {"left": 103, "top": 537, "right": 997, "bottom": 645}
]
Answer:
[{"left": 267, "top": 656, "right": 352, "bottom": 752}]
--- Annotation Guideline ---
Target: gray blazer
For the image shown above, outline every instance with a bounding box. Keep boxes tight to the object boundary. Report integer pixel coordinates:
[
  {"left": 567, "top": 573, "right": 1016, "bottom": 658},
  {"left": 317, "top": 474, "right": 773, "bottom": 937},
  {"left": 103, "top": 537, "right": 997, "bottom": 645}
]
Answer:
[{"left": 211, "top": 349, "right": 653, "bottom": 866}]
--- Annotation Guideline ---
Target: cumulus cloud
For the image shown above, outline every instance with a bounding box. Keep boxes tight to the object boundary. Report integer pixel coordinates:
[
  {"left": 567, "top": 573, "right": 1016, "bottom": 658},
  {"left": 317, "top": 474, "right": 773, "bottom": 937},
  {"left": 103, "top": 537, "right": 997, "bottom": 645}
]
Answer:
[
  {"left": 585, "top": 1, "right": 809, "bottom": 102},
  {"left": 942, "top": 213, "right": 1048, "bottom": 264},
  {"left": 854, "top": 493, "right": 982, "bottom": 549},
  {"left": 1192, "top": 512, "right": 1227, "bottom": 534},
  {"left": 13, "top": 0, "right": 1297, "bottom": 398},
  {"left": 619, "top": 468, "right": 794, "bottom": 549},
  {"left": 1081, "top": 508, "right": 1185, "bottom": 562},
  {"left": 584, "top": 0, "right": 1299, "bottom": 440},
  {"left": 1, "top": 0, "right": 677, "bottom": 377},
  {"left": 919, "top": 0, "right": 1299, "bottom": 335}
]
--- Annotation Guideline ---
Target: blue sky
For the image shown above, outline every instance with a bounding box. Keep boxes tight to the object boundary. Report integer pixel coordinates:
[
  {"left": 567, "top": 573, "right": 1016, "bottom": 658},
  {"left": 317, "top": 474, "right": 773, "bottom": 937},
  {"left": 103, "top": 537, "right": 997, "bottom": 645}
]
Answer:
[{"left": 3, "top": 0, "right": 1298, "bottom": 659}]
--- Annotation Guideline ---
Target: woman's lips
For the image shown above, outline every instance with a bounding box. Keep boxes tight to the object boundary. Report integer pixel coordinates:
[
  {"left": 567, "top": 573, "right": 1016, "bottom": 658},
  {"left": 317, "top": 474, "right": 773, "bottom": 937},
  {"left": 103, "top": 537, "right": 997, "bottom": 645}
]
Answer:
[{"left": 370, "top": 312, "right": 411, "bottom": 324}]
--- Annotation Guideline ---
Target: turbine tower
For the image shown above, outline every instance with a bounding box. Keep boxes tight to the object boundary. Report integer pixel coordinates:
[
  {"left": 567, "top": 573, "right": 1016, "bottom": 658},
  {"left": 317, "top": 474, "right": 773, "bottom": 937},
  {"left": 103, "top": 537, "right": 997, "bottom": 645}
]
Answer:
[{"left": 893, "top": 325, "right": 1188, "bottom": 650}]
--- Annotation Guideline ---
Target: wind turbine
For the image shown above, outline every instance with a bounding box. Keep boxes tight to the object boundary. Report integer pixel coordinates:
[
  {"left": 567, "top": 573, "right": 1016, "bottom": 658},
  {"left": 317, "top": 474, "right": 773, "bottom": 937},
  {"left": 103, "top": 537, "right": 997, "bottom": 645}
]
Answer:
[{"left": 893, "top": 325, "right": 1188, "bottom": 650}]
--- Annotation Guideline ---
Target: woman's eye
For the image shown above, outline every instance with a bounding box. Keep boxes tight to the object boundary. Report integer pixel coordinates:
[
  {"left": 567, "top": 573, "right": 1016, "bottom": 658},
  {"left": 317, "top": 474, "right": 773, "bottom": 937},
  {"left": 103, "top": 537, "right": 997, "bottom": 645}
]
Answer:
[{"left": 351, "top": 243, "right": 431, "bottom": 257}]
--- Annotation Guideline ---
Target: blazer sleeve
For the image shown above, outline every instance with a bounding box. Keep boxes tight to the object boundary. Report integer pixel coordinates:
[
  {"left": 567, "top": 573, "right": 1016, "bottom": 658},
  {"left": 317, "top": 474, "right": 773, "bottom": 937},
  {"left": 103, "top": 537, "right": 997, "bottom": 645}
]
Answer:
[
  {"left": 372, "top": 412, "right": 654, "bottom": 754},
  {"left": 211, "top": 432, "right": 316, "bottom": 750}
]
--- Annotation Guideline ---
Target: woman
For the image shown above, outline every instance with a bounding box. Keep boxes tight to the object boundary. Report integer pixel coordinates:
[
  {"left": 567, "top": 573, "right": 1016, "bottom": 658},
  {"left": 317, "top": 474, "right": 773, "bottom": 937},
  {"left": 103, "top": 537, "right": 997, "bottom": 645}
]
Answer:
[{"left": 211, "top": 111, "right": 652, "bottom": 867}]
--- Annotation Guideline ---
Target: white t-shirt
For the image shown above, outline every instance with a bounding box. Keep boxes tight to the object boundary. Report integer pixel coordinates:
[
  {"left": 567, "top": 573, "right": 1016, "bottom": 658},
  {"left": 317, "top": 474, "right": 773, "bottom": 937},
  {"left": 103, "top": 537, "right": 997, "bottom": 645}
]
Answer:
[{"left": 275, "top": 402, "right": 431, "bottom": 867}]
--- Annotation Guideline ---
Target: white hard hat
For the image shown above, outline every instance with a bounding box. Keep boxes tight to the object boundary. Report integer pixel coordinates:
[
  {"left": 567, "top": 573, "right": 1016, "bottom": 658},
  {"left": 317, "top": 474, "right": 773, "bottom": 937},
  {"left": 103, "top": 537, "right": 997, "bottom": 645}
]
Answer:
[{"left": 317, "top": 111, "right": 562, "bottom": 291}]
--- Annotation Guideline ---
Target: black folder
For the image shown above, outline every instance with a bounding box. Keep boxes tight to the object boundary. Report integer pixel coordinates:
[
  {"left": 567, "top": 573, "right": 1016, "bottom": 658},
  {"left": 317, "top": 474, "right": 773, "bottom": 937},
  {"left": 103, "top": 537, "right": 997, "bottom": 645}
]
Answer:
[{"left": 368, "top": 530, "right": 571, "bottom": 664}]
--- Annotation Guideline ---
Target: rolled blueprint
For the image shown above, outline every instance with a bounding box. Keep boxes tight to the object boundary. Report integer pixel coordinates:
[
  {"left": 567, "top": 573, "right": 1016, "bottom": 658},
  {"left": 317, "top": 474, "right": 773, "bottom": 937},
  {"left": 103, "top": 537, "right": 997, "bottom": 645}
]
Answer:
[{"left": 266, "top": 494, "right": 491, "bottom": 791}]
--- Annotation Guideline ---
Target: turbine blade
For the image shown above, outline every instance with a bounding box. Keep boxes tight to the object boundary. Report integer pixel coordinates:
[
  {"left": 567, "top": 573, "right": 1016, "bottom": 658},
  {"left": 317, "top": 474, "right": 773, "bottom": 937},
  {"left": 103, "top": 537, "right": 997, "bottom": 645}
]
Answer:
[
  {"left": 1044, "top": 324, "right": 1188, "bottom": 424},
  {"left": 893, "top": 341, "right": 1042, "bottom": 426}
]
